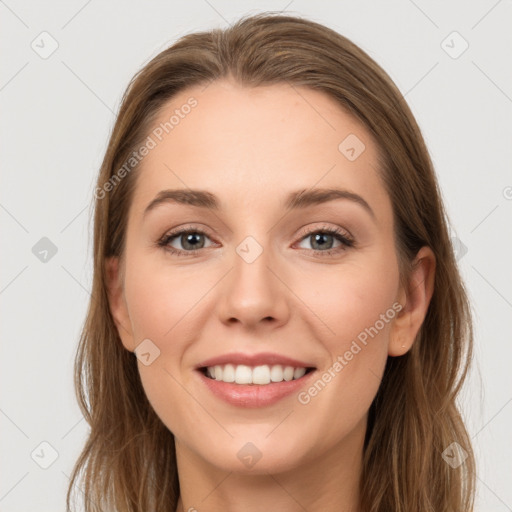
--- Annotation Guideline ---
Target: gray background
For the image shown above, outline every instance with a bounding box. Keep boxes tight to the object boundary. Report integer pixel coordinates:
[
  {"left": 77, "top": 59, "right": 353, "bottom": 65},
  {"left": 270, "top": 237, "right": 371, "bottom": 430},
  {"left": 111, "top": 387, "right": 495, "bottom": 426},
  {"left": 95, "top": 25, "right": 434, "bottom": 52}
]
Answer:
[{"left": 1, "top": 1, "right": 511, "bottom": 510}]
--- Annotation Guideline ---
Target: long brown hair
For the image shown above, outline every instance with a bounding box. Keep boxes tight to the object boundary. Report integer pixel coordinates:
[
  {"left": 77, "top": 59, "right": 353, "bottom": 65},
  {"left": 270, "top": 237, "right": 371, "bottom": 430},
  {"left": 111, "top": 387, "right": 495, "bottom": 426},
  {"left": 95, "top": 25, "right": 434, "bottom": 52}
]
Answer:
[{"left": 67, "top": 12, "right": 475, "bottom": 511}]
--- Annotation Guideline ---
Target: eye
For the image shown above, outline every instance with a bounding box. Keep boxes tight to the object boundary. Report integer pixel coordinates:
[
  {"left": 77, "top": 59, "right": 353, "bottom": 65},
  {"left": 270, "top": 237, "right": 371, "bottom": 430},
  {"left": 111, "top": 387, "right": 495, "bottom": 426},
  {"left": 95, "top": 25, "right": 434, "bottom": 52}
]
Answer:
[
  {"left": 295, "top": 225, "right": 354, "bottom": 256},
  {"left": 157, "top": 226, "right": 215, "bottom": 256},
  {"left": 157, "top": 224, "right": 355, "bottom": 257}
]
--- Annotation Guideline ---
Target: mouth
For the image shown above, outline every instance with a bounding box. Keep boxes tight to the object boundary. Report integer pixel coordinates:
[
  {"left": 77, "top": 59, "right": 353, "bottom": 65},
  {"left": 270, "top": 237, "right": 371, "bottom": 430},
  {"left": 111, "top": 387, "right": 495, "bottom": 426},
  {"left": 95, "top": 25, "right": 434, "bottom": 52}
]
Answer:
[
  {"left": 198, "top": 364, "right": 316, "bottom": 385},
  {"left": 196, "top": 363, "right": 318, "bottom": 408}
]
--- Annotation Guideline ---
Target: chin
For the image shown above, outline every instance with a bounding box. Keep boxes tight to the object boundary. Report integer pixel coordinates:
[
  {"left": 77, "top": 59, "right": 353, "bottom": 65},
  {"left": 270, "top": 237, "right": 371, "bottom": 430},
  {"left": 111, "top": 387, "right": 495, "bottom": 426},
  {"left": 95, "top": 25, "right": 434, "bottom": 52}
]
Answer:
[{"left": 193, "top": 431, "right": 312, "bottom": 475}]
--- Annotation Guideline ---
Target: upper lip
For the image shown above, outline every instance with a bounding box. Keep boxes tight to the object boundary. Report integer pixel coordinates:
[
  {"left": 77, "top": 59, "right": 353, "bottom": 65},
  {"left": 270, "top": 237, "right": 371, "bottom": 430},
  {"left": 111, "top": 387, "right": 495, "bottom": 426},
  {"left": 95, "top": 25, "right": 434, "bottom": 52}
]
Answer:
[{"left": 196, "top": 352, "right": 316, "bottom": 369}]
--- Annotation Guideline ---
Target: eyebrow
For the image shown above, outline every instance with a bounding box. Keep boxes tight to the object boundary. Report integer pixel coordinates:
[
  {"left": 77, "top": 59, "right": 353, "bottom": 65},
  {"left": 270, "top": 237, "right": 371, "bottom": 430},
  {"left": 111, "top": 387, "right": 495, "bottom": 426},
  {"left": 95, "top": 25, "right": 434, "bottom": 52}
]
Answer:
[{"left": 143, "top": 187, "right": 376, "bottom": 220}]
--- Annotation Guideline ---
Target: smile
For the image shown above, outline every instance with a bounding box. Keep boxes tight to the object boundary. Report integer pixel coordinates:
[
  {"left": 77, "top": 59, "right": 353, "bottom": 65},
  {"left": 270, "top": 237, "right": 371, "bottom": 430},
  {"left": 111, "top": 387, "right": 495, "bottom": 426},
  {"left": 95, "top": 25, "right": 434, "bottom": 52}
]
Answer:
[{"left": 201, "top": 364, "right": 314, "bottom": 385}]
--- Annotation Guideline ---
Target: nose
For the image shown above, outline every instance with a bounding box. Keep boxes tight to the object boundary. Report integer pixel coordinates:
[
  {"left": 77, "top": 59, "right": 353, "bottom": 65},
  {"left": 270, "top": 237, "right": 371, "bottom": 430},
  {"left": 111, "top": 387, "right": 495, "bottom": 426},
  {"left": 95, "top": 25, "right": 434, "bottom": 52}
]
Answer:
[{"left": 216, "top": 242, "right": 291, "bottom": 330}]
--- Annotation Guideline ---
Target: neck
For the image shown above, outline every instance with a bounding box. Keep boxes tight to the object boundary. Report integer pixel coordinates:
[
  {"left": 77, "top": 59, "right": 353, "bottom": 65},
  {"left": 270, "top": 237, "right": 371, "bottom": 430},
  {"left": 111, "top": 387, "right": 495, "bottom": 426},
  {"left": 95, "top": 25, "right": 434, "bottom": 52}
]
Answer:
[{"left": 174, "top": 417, "right": 365, "bottom": 512}]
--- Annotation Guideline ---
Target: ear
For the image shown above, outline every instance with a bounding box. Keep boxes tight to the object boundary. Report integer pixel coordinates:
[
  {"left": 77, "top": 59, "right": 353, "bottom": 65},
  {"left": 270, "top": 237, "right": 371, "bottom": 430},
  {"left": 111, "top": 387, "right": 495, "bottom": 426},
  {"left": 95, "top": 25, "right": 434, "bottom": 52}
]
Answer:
[
  {"left": 388, "top": 246, "right": 436, "bottom": 356},
  {"left": 105, "top": 256, "right": 135, "bottom": 352}
]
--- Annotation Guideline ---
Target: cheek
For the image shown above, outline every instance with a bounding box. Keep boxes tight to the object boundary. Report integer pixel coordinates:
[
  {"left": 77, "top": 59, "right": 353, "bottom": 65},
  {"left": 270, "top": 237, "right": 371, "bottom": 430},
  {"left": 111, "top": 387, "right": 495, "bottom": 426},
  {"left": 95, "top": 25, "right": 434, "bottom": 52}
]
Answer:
[
  {"left": 287, "top": 259, "right": 399, "bottom": 452},
  {"left": 122, "top": 256, "right": 220, "bottom": 423},
  {"left": 123, "top": 254, "right": 207, "bottom": 344},
  {"left": 290, "top": 253, "right": 399, "bottom": 407},
  {"left": 122, "top": 256, "right": 208, "bottom": 437},
  {"left": 293, "top": 253, "right": 400, "bottom": 356}
]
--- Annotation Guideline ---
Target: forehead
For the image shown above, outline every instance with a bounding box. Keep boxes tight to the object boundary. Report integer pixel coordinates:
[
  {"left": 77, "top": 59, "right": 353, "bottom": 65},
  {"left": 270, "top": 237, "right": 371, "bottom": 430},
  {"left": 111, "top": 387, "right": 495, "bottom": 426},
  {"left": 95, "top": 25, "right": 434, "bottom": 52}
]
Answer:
[{"left": 128, "top": 79, "right": 391, "bottom": 223}]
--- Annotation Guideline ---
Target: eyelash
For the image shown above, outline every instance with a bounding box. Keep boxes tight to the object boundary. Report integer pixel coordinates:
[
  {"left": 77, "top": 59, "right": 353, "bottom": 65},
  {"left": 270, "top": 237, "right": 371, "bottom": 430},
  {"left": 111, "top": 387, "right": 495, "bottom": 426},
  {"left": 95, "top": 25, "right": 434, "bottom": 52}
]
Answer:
[{"left": 157, "top": 224, "right": 355, "bottom": 258}]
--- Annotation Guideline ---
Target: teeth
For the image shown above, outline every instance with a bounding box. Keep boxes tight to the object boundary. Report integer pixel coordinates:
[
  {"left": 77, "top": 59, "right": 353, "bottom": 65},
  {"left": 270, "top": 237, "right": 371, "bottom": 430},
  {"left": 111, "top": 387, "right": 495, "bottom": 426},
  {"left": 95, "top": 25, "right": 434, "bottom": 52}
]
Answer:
[
  {"left": 293, "top": 367, "right": 306, "bottom": 379},
  {"left": 222, "top": 364, "right": 235, "bottom": 382},
  {"left": 204, "top": 364, "right": 310, "bottom": 385},
  {"left": 252, "top": 365, "right": 271, "bottom": 385},
  {"left": 235, "top": 364, "right": 252, "bottom": 384}
]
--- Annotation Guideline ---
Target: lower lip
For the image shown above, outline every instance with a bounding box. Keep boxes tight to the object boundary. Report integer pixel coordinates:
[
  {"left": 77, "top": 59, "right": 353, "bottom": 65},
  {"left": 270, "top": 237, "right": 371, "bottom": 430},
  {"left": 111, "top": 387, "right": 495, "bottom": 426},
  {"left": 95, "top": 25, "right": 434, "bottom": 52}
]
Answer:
[{"left": 196, "top": 369, "right": 316, "bottom": 408}]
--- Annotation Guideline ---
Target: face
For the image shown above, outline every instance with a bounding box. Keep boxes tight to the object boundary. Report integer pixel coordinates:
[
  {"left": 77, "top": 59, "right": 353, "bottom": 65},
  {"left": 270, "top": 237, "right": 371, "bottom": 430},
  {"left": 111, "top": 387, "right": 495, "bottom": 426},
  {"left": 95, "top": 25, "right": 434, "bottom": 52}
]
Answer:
[{"left": 107, "top": 79, "right": 426, "bottom": 476}]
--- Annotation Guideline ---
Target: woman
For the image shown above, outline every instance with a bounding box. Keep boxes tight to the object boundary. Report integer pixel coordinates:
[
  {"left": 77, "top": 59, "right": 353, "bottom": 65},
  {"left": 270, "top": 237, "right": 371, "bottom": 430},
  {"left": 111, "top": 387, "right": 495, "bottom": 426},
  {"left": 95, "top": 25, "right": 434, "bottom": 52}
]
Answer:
[{"left": 67, "top": 12, "right": 475, "bottom": 512}]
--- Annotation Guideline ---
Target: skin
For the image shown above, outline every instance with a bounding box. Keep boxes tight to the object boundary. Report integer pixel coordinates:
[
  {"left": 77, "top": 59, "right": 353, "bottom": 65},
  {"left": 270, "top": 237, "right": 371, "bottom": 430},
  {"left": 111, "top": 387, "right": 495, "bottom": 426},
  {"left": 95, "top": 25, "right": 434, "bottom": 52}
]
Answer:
[{"left": 106, "top": 79, "right": 435, "bottom": 512}]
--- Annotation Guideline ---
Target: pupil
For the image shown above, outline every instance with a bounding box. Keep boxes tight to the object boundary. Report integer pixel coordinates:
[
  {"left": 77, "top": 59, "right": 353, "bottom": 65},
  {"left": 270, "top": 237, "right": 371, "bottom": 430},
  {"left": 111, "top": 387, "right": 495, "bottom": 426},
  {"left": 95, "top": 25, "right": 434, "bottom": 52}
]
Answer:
[
  {"left": 183, "top": 233, "right": 204, "bottom": 250},
  {"left": 313, "top": 233, "right": 333, "bottom": 250}
]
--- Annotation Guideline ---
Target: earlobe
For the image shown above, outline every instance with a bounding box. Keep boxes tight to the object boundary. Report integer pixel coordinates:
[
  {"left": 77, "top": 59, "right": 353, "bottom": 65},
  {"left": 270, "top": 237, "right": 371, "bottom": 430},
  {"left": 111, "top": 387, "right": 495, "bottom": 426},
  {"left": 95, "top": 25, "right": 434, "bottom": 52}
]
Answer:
[
  {"left": 105, "top": 256, "right": 135, "bottom": 352},
  {"left": 388, "top": 246, "right": 436, "bottom": 357}
]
